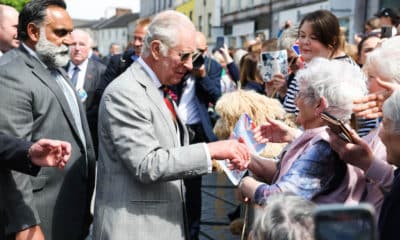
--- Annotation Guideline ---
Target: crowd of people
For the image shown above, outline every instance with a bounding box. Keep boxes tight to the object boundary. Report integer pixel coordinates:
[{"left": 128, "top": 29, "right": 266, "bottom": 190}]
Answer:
[{"left": 0, "top": 0, "right": 400, "bottom": 239}]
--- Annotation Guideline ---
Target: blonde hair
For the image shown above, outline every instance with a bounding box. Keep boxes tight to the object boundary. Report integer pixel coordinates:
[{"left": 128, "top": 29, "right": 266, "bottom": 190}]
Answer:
[{"left": 213, "top": 90, "right": 296, "bottom": 157}]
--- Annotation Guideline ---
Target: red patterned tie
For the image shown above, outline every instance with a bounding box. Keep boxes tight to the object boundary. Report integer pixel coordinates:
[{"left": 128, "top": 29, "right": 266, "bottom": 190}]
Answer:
[{"left": 162, "top": 86, "right": 177, "bottom": 121}]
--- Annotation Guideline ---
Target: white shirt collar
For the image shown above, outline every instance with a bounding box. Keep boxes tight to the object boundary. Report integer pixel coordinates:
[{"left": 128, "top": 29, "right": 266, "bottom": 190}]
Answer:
[
  {"left": 136, "top": 57, "right": 162, "bottom": 90},
  {"left": 68, "top": 58, "right": 89, "bottom": 72},
  {"left": 21, "top": 42, "right": 48, "bottom": 69}
]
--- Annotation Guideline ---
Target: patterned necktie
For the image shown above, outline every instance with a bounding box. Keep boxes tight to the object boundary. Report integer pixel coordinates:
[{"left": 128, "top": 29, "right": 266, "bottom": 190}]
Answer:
[
  {"left": 162, "top": 86, "right": 177, "bottom": 121},
  {"left": 70, "top": 66, "right": 80, "bottom": 87}
]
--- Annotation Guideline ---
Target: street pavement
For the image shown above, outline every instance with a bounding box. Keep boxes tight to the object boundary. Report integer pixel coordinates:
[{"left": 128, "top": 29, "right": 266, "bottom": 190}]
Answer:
[{"left": 199, "top": 172, "right": 241, "bottom": 240}]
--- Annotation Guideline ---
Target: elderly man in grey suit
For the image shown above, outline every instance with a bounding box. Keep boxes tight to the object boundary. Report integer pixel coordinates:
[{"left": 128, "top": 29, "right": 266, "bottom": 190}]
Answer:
[
  {"left": 0, "top": 0, "right": 95, "bottom": 239},
  {"left": 93, "top": 10, "right": 249, "bottom": 240}
]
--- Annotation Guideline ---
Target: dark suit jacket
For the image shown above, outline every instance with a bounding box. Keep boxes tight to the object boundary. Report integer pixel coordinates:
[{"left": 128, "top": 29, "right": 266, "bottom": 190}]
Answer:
[
  {"left": 0, "top": 46, "right": 96, "bottom": 240},
  {"left": 174, "top": 56, "right": 222, "bottom": 142},
  {"left": 97, "top": 48, "right": 136, "bottom": 96},
  {"left": 0, "top": 133, "right": 39, "bottom": 175},
  {"left": 65, "top": 59, "right": 106, "bottom": 156},
  {"left": 379, "top": 168, "right": 400, "bottom": 240}
]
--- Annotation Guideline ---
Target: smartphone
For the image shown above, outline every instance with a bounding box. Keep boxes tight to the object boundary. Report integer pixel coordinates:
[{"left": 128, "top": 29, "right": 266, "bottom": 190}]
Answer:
[
  {"left": 314, "top": 204, "right": 377, "bottom": 240},
  {"left": 381, "top": 26, "right": 393, "bottom": 39},
  {"left": 216, "top": 36, "right": 224, "bottom": 50},
  {"left": 320, "top": 112, "right": 353, "bottom": 143},
  {"left": 192, "top": 51, "right": 205, "bottom": 69}
]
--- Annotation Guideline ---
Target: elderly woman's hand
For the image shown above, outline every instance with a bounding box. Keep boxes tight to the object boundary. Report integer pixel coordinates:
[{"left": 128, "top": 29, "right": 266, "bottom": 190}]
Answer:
[
  {"left": 353, "top": 78, "right": 400, "bottom": 119},
  {"left": 219, "top": 44, "right": 234, "bottom": 64},
  {"left": 269, "top": 73, "right": 287, "bottom": 98},
  {"left": 238, "top": 176, "right": 264, "bottom": 202},
  {"left": 327, "top": 128, "right": 374, "bottom": 171},
  {"left": 253, "top": 116, "right": 300, "bottom": 144}
]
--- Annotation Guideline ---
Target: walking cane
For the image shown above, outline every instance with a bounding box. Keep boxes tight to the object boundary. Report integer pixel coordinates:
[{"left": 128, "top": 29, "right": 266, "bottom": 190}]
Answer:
[{"left": 240, "top": 199, "right": 250, "bottom": 240}]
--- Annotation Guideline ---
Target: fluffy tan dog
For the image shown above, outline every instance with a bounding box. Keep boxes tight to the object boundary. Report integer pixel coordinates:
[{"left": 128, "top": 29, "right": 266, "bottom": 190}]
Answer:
[{"left": 213, "top": 89, "right": 296, "bottom": 158}]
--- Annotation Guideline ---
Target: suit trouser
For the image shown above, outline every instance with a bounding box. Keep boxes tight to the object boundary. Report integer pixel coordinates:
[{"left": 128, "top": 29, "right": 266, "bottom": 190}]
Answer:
[{"left": 184, "top": 123, "right": 207, "bottom": 239}]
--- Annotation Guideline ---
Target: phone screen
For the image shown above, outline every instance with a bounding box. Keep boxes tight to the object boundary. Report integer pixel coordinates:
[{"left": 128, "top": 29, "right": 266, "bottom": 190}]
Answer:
[
  {"left": 381, "top": 26, "right": 393, "bottom": 38},
  {"left": 216, "top": 36, "right": 224, "bottom": 50},
  {"left": 315, "top": 205, "right": 376, "bottom": 240}
]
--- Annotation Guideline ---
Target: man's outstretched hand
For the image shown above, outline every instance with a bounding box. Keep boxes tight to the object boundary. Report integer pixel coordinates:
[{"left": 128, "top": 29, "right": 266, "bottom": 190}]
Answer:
[{"left": 29, "top": 139, "right": 72, "bottom": 169}]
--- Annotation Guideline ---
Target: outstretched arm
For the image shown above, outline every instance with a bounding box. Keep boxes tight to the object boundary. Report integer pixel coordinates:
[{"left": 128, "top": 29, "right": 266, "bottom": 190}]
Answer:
[{"left": 0, "top": 134, "right": 71, "bottom": 175}]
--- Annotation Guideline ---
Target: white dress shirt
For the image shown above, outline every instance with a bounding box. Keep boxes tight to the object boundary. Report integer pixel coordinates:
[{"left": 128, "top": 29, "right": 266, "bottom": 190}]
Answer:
[
  {"left": 67, "top": 58, "right": 89, "bottom": 90},
  {"left": 177, "top": 75, "right": 201, "bottom": 125}
]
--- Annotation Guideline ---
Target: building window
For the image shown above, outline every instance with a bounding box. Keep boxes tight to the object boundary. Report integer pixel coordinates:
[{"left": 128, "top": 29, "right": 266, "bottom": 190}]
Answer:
[
  {"left": 198, "top": 15, "right": 202, "bottom": 32},
  {"left": 208, "top": 13, "right": 212, "bottom": 37}
]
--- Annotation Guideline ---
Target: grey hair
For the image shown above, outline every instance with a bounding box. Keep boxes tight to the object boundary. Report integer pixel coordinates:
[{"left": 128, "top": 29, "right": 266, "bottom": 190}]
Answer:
[
  {"left": 141, "top": 10, "right": 195, "bottom": 57},
  {"left": 296, "top": 57, "right": 367, "bottom": 121},
  {"left": 251, "top": 193, "right": 316, "bottom": 240},
  {"left": 363, "top": 37, "right": 400, "bottom": 84},
  {"left": 383, "top": 90, "right": 400, "bottom": 133},
  {"left": 277, "top": 26, "right": 299, "bottom": 50}
]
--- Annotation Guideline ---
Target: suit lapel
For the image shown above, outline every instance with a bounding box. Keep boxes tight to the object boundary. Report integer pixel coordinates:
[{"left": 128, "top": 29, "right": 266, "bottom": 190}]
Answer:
[
  {"left": 22, "top": 52, "right": 86, "bottom": 147},
  {"left": 131, "top": 63, "right": 182, "bottom": 146},
  {"left": 83, "top": 60, "right": 96, "bottom": 91}
]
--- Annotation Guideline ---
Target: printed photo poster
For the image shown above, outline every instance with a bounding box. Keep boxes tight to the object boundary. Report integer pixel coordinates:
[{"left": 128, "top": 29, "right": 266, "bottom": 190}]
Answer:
[
  {"left": 259, "top": 50, "right": 288, "bottom": 82},
  {"left": 217, "top": 113, "right": 266, "bottom": 186}
]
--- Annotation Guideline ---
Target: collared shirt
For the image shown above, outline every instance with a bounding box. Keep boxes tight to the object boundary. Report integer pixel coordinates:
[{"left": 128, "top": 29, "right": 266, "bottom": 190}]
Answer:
[
  {"left": 67, "top": 58, "right": 89, "bottom": 90},
  {"left": 21, "top": 42, "right": 47, "bottom": 68},
  {"left": 177, "top": 75, "right": 201, "bottom": 124},
  {"left": 136, "top": 57, "right": 212, "bottom": 172}
]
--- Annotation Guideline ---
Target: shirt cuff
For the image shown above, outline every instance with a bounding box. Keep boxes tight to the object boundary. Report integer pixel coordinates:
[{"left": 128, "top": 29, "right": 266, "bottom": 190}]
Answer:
[
  {"left": 203, "top": 143, "right": 212, "bottom": 173},
  {"left": 254, "top": 184, "right": 269, "bottom": 205}
]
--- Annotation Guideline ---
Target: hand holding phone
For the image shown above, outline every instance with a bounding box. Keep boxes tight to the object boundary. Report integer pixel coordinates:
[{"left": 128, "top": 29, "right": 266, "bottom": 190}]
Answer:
[
  {"left": 320, "top": 112, "right": 353, "bottom": 143},
  {"left": 216, "top": 36, "right": 224, "bottom": 50},
  {"left": 381, "top": 26, "right": 393, "bottom": 38}
]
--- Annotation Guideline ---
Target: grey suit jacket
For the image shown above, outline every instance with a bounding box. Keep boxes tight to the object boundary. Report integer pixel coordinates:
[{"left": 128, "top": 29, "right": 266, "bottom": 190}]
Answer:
[
  {"left": 93, "top": 61, "right": 209, "bottom": 240},
  {"left": 0, "top": 46, "right": 95, "bottom": 240}
]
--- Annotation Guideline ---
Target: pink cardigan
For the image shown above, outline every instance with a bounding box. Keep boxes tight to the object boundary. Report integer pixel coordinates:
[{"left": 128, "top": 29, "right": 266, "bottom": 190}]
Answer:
[{"left": 362, "top": 127, "right": 394, "bottom": 219}]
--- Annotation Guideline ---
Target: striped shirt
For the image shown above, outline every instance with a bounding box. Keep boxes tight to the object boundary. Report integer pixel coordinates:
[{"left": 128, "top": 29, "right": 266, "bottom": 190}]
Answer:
[{"left": 282, "top": 73, "right": 299, "bottom": 114}]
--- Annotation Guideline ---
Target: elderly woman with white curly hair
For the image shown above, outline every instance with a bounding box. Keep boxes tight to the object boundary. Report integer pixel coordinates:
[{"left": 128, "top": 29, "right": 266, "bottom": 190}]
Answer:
[
  {"left": 249, "top": 193, "right": 316, "bottom": 240},
  {"left": 234, "top": 57, "right": 368, "bottom": 206},
  {"left": 327, "top": 36, "right": 400, "bottom": 220}
]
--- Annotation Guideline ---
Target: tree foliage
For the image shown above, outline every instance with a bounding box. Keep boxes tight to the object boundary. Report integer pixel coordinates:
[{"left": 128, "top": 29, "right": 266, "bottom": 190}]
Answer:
[{"left": 0, "top": 0, "right": 30, "bottom": 11}]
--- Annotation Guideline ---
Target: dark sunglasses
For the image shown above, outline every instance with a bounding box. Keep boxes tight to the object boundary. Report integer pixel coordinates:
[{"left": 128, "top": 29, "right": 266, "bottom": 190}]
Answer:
[{"left": 178, "top": 51, "right": 194, "bottom": 63}]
